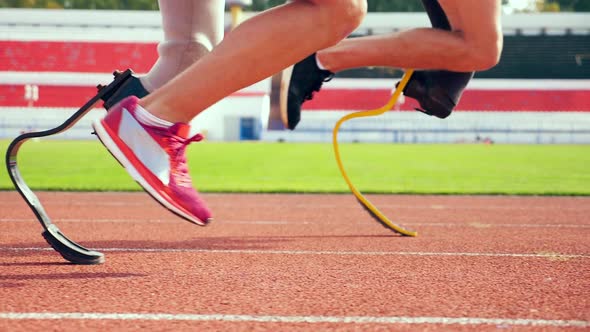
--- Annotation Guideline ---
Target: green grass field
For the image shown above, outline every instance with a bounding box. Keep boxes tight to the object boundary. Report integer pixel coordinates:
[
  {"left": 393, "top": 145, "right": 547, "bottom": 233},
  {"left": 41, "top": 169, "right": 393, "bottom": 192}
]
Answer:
[{"left": 1, "top": 139, "right": 589, "bottom": 195}]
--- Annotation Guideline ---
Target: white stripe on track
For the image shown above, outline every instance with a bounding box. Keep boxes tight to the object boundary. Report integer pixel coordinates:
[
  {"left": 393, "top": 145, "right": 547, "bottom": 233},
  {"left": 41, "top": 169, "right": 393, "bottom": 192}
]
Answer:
[
  {"left": 1, "top": 218, "right": 588, "bottom": 228},
  {"left": 3, "top": 199, "right": 590, "bottom": 212},
  {"left": 0, "top": 218, "right": 169, "bottom": 223},
  {"left": 0, "top": 312, "right": 587, "bottom": 327},
  {"left": 2, "top": 247, "right": 588, "bottom": 259},
  {"left": 0, "top": 218, "right": 301, "bottom": 225},
  {"left": 413, "top": 222, "right": 590, "bottom": 229}
]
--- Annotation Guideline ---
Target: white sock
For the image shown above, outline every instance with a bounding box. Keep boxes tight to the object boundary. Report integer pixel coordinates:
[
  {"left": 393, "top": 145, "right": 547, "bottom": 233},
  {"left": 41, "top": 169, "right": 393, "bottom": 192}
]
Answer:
[
  {"left": 315, "top": 54, "right": 328, "bottom": 71},
  {"left": 139, "top": 0, "right": 225, "bottom": 92},
  {"left": 135, "top": 104, "right": 173, "bottom": 128}
]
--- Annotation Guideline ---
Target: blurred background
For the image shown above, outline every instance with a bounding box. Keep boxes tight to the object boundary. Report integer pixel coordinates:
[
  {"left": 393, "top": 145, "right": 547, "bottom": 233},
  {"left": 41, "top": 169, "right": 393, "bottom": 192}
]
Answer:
[
  {"left": 0, "top": 0, "right": 589, "bottom": 12},
  {"left": 0, "top": 0, "right": 588, "bottom": 143}
]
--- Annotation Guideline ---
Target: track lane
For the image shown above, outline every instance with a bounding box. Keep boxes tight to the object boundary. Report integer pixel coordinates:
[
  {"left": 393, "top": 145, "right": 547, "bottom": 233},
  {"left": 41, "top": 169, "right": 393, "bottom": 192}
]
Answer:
[{"left": 0, "top": 192, "right": 588, "bottom": 330}]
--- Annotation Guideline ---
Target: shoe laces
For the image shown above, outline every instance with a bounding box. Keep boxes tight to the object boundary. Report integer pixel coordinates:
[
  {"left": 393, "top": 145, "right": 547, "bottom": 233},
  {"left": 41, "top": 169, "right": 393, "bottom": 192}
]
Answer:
[
  {"left": 165, "top": 132, "right": 203, "bottom": 187},
  {"left": 303, "top": 73, "right": 333, "bottom": 101}
]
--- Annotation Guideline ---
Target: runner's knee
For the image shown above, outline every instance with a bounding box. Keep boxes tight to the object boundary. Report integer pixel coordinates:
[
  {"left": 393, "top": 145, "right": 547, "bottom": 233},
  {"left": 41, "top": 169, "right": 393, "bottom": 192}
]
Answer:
[
  {"left": 319, "top": 0, "right": 366, "bottom": 47},
  {"left": 467, "top": 33, "right": 502, "bottom": 70}
]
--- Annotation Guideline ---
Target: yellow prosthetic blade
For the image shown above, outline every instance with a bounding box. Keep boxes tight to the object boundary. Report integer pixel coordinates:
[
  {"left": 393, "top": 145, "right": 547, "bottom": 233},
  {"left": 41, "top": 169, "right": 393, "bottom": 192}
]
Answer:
[{"left": 332, "top": 70, "right": 417, "bottom": 237}]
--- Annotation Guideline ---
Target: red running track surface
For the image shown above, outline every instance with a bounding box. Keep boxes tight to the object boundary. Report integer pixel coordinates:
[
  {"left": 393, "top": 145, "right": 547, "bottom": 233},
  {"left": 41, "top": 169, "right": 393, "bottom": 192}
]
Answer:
[{"left": 0, "top": 192, "right": 588, "bottom": 331}]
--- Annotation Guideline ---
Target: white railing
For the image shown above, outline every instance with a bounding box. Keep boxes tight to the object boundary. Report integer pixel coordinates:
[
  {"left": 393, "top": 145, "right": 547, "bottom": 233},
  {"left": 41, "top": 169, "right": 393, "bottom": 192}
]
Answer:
[{"left": 262, "top": 111, "right": 590, "bottom": 144}]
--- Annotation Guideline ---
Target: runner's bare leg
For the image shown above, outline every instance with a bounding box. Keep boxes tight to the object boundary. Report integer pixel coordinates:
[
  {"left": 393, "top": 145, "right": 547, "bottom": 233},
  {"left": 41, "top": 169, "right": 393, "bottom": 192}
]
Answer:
[{"left": 316, "top": 0, "right": 502, "bottom": 73}]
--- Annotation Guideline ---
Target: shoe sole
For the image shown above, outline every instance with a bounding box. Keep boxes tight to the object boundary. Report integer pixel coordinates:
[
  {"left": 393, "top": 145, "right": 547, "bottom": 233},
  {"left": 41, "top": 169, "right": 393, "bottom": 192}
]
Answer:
[
  {"left": 92, "top": 119, "right": 208, "bottom": 226},
  {"left": 278, "top": 65, "right": 294, "bottom": 129}
]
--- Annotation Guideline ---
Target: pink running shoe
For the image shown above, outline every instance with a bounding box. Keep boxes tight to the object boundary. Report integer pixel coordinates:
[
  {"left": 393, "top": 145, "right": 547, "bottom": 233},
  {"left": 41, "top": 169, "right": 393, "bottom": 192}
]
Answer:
[{"left": 92, "top": 96, "right": 212, "bottom": 225}]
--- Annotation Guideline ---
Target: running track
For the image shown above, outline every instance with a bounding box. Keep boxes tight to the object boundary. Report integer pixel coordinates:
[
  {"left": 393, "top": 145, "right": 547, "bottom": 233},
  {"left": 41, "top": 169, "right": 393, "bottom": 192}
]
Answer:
[{"left": 1, "top": 192, "right": 588, "bottom": 331}]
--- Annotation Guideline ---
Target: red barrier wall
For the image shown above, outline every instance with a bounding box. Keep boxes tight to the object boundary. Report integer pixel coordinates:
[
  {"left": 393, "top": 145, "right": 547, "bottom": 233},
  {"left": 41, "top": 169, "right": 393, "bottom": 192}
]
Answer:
[
  {"left": 0, "top": 41, "right": 157, "bottom": 73},
  {"left": 1, "top": 41, "right": 589, "bottom": 112}
]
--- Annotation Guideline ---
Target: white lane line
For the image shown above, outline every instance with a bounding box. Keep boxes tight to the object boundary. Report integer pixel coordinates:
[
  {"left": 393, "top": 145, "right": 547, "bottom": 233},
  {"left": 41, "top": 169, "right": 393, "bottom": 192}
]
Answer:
[
  {"left": 0, "top": 218, "right": 169, "bottom": 223},
  {"left": 0, "top": 312, "right": 587, "bottom": 327},
  {"left": 3, "top": 199, "right": 590, "bottom": 211},
  {"left": 1, "top": 218, "right": 588, "bottom": 228},
  {"left": 413, "top": 222, "right": 590, "bottom": 229},
  {"left": 2, "top": 247, "right": 588, "bottom": 259},
  {"left": 0, "top": 218, "right": 301, "bottom": 225}
]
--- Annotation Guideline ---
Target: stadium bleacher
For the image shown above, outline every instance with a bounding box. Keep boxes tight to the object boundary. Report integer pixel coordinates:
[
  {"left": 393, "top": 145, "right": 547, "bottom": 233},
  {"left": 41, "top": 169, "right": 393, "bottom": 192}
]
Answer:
[{"left": 0, "top": 9, "right": 589, "bottom": 143}]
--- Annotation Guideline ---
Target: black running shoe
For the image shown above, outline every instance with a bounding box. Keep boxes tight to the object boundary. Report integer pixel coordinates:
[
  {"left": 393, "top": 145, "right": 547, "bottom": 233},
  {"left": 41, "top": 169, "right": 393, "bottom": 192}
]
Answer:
[
  {"left": 400, "top": 70, "right": 474, "bottom": 119},
  {"left": 101, "top": 70, "right": 149, "bottom": 110},
  {"left": 280, "top": 53, "right": 334, "bottom": 130}
]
